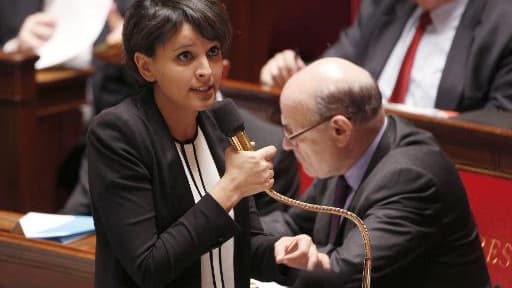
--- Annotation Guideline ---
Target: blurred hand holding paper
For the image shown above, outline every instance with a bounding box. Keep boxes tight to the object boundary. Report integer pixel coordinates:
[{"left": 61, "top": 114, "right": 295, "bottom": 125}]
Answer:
[
  {"left": 36, "top": 0, "right": 113, "bottom": 69},
  {"left": 19, "top": 212, "right": 95, "bottom": 243},
  {"left": 250, "top": 279, "right": 287, "bottom": 288}
]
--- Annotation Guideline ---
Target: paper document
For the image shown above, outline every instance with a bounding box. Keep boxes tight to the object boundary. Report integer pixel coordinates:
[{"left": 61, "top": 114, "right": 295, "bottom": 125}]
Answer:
[
  {"left": 36, "top": 0, "right": 112, "bottom": 69},
  {"left": 19, "top": 212, "right": 95, "bottom": 243},
  {"left": 250, "top": 279, "right": 287, "bottom": 288}
]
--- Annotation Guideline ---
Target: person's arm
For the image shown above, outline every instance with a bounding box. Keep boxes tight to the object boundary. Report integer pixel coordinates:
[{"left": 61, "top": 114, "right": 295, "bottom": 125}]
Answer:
[
  {"left": 2, "top": 12, "right": 56, "bottom": 53},
  {"left": 88, "top": 111, "right": 240, "bottom": 288},
  {"left": 482, "top": 43, "right": 512, "bottom": 111},
  {"left": 321, "top": 0, "right": 379, "bottom": 60},
  {"left": 59, "top": 154, "right": 91, "bottom": 215},
  {"left": 246, "top": 196, "right": 300, "bottom": 286},
  {"left": 309, "top": 167, "right": 443, "bottom": 287}
]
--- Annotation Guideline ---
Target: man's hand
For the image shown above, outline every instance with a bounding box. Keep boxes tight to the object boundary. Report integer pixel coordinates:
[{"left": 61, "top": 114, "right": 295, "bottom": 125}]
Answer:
[
  {"left": 259, "top": 49, "right": 305, "bottom": 90},
  {"left": 274, "top": 234, "right": 331, "bottom": 271},
  {"left": 106, "top": 3, "right": 124, "bottom": 44},
  {"left": 16, "top": 12, "right": 57, "bottom": 52}
]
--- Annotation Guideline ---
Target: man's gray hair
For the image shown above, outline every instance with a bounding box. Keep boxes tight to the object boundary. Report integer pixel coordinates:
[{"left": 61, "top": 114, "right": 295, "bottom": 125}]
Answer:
[{"left": 314, "top": 78, "right": 382, "bottom": 125}]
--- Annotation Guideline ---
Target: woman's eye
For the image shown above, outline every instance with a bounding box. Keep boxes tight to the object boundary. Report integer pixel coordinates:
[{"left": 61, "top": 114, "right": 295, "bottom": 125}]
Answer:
[
  {"left": 177, "top": 51, "right": 193, "bottom": 62},
  {"left": 207, "top": 46, "right": 221, "bottom": 58}
]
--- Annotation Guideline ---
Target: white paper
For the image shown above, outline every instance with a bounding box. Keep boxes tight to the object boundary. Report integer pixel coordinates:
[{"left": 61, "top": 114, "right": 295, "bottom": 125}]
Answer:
[
  {"left": 19, "top": 212, "right": 94, "bottom": 239},
  {"left": 35, "top": 0, "right": 113, "bottom": 69},
  {"left": 250, "top": 279, "right": 287, "bottom": 288}
]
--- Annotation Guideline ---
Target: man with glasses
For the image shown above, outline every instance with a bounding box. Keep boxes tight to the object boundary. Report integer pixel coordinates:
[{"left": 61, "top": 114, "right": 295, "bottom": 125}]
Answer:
[{"left": 269, "top": 58, "right": 489, "bottom": 287}]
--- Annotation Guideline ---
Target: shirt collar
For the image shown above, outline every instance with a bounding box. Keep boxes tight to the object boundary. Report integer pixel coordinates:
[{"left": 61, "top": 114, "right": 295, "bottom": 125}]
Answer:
[{"left": 344, "top": 117, "right": 388, "bottom": 191}]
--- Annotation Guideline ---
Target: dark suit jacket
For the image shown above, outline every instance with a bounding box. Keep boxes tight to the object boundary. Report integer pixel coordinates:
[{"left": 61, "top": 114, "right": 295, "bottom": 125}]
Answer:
[
  {"left": 88, "top": 93, "right": 294, "bottom": 288},
  {"left": 263, "top": 116, "right": 489, "bottom": 288},
  {"left": 0, "top": 0, "right": 42, "bottom": 45},
  {"left": 323, "top": 0, "right": 512, "bottom": 112}
]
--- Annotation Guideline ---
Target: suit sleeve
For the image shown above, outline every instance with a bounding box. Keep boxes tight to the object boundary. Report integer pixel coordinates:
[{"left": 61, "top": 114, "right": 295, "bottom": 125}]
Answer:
[
  {"left": 88, "top": 111, "right": 238, "bottom": 288},
  {"left": 322, "top": 166, "right": 443, "bottom": 287},
  {"left": 322, "top": 0, "right": 379, "bottom": 60},
  {"left": 474, "top": 0, "right": 512, "bottom": 111},
  {"left": 247, "top": 197, "right": 298, "bottom": 286},
  {"left": 484, "top": 40, "right": 512, "bottom": 111}
]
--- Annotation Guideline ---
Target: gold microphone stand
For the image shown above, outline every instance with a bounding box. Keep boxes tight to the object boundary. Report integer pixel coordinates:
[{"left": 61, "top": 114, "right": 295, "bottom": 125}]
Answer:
[{"left": 229, "top": 131, "right": 372, "bottom": 288}]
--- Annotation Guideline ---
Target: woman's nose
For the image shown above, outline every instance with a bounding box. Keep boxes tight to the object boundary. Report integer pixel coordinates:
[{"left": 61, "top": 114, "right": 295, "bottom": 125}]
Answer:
[{"left": 195, "top": 57, "right": 212, "bottom": 79}]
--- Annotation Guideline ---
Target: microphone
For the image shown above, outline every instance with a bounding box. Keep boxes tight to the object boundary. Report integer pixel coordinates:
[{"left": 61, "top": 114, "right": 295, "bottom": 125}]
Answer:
[
  {"left": 211, "top": 98, "right": 372, "bottom": 288},
  {"left": 210, "top": 98, "right": 254, "bottom": 152}
]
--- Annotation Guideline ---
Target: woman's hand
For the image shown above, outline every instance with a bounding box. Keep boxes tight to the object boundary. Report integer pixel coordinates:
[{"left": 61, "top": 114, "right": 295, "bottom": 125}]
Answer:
[{"left": 210, "top": 145, "right": 277, "bottom": 210}]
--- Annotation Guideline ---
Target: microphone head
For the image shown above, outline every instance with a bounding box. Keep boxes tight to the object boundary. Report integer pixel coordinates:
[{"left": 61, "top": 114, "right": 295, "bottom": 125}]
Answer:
[{"left": 210, "top": 98, "right": 245, "bottom": 137}]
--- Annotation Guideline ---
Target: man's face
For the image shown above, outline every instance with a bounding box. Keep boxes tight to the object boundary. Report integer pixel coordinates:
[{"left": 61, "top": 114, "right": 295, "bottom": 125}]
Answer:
[{"left": 280, "top": 98, "right": 339, "bottom": 179}]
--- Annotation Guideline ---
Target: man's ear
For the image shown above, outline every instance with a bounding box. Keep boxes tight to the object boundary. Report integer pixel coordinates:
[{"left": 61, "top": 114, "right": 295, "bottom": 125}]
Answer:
[
  {"left": 134, "top": 52, "right": 155, "bottom": 82},
  {"left": 331, "top": 115, "right": 352, "bottom": 147}
]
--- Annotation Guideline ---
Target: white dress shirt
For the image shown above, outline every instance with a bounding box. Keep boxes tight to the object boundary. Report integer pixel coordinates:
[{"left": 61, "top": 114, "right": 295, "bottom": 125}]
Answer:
[{"left": 378, "top": 0, "right": 469, "bottom": 109}]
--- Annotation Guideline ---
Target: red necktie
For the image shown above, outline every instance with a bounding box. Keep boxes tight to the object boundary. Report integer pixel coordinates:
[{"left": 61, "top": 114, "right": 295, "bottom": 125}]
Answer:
[
  {"left": 328, "top": 176, "right": 350, "bottom": 244},
  {"left": 388, "top": 12, "right": 432, "bottom": 104}
]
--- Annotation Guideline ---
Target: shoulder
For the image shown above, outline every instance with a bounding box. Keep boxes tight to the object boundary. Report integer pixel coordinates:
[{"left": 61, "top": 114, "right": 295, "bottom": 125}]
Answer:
[
  {"left": 372, "top": 116, "right": 458, "bottom": 190},
  {"left": 87, "top": 95, "right": 152, "bottom": 149},
  {"left": 90, "top": 96, "right": 143, "bottom": 132}
]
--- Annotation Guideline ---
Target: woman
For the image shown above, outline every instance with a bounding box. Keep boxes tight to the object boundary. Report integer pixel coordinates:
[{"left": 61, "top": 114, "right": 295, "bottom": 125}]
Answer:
[{"left": 88, "top": 0, "right": 318, "bottom": 287}]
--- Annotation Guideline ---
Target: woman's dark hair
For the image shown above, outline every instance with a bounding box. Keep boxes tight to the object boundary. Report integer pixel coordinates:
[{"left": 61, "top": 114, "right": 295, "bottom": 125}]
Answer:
[{"left": 122, "top": 0, "right": 232, "bottom": 87}]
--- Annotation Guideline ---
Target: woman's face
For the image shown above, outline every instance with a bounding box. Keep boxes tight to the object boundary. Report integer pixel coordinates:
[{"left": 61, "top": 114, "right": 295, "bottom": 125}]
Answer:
[{"left": 143, "top": 22, "right": 223, "bottom": 113}]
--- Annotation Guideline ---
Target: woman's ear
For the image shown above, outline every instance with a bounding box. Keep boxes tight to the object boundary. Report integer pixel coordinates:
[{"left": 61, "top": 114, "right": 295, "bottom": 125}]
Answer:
[
  {"left": 331, "top": 115, "right": 352, "bottom": 147},
  {"left": 134, "top": 52, "right": 155, "bottom": 82}
]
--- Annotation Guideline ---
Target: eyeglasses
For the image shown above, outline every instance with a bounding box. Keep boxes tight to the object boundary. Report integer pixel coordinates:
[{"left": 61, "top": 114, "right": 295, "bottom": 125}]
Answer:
[
  {"left": 284, "top": 114, "right": 352, "bottom": 146},
  {"left": 283, "top": 116, "right": 333, "bottom": 146}
]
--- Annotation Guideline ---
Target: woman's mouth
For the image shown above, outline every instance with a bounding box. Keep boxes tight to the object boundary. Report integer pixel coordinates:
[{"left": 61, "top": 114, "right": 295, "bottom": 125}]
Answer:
[{"left": 190, "top": 85, "right": 214, "bottom": 93}]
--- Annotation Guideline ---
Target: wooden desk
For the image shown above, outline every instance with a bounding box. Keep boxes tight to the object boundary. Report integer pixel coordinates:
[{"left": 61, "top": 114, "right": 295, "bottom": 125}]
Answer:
[
  {"left": 0, "top": 51, "right": 92, "bottom": 213},
  {"left": 220, "top": 79, "right": 512, "bottom": 178},
  {"left": 0, "top": 210, "right": 95, "bottom": 288}
]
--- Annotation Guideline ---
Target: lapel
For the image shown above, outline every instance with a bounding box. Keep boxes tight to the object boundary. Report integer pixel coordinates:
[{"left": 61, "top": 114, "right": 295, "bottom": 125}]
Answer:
[
  {"left": 336, "top": 116, "right": 397, "bottom": 243},
  {"left": 137, "top": 92, "right": 194, "bottom": 226},
  {"left": 363, "top": 1, "right": 417, "bottom": 78},
  {"left": 435, "top": 0, "right": 485, "bottom": 110}
]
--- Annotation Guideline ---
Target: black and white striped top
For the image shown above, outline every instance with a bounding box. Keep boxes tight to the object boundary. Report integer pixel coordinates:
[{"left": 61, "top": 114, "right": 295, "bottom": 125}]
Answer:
[{"left": 176, "top": 127, "right": 235, "bottom": 288}]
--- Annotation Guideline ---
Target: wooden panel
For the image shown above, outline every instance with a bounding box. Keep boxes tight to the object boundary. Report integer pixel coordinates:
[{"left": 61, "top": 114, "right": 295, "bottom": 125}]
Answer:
[
  {"left": 0, "top": 51, "right": 91, "bottom": 213},
  {"left": 386, "top": 109, "right": 512, "bottom": 178},
  {"left": 223, "top": 0, "right": 352, "bottom": 82},
  {"left": 0, "top": 52, "right": 38, "bottom": 102}
]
